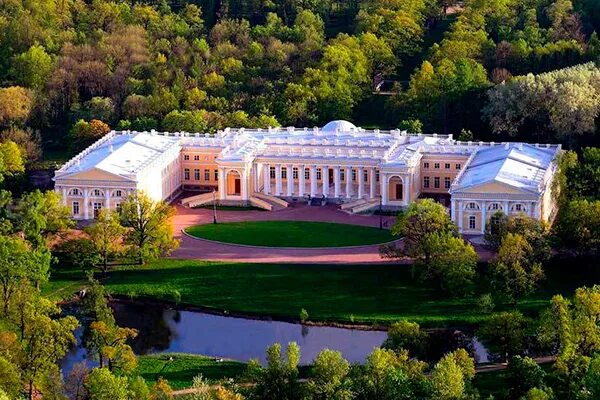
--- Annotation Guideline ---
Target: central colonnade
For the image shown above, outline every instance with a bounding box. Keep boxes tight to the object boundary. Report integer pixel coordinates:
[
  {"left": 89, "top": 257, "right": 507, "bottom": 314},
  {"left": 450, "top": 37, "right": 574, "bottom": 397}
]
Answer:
[{"left": 260, "top": 162, "right": 382, "bottom": 200}]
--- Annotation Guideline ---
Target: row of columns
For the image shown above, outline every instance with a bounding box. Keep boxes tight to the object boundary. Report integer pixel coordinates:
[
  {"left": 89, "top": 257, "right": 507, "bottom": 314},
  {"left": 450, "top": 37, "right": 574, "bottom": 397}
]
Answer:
[
  {"left": 453, "top": 199, "right": 541, "bottom": 233},
  {"left": 59, "top": 187, "right": 131, "bottom": 220},
  {"left": 262, "top": 163, "right": 379, "bottom": 199}
]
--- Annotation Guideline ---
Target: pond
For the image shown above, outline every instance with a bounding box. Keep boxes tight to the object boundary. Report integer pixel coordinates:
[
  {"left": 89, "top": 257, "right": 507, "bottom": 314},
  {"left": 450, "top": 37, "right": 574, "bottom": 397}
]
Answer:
[{"left": 61, "top": 301, "right": 490, "bottom": 374}]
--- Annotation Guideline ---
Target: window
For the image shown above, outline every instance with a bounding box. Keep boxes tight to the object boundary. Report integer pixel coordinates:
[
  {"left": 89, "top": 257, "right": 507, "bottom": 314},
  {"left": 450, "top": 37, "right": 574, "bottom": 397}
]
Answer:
[
  {"left": 375, "top": 170, "right": 380, "bottom": 182},
  {"left": 204, "top": 169, "right": 210, "bottom": 181},
  {"left": 424, "top": 162, "right": 429, "bottom": 169},
  {"left": 445, "top": 163, "right": 450, "bottom": 169},
  {"left": 72, "top": 202, "right": 80, "bottom": 215},
  {"left": 194, "top": 169, "right": 200, "bottom": 180},
  {"left": 194, "top": 155, "right": 200, "bottom": 161},
  {"left": 434, "top": 163, "right": 440, "bottom": 169},
  {"left": 184, "top": 169, "right": 190, "bottom": 180},
  {"left": 467, "top": 202, "right": 478, "bottom": 210},
  {"left": 282, "top": 167, "right": 287, "bottom": 179},
  {"left": 456, "top": 163, "right": 461, "bottom": 170},
  {"left": 316, "top": 168, "right": 322, "bottom": 180},
  {"left": 184, "top": 155, "right": 190, "bottom": 161},
  {"left": 434, "top": 177, "right": 440, "bottom": 188},
  {"left": 304, "top": 168, "right": 310, "bottom": 180},
  {"left": 69, "top": 188, "right": 81, "bottom": 196},
  {"left": 364, "top": 170, "right": 368, "bottom": 182},
  {"left": 115, "top": 203, "right": 121, "bottom": 212},
  {"left": 514, "top": 204, "right": 523, "bottom": 212},
  {"left": 214, "top": 170, "right": 219, "bottom": 180},
  {"left": 340, "top": 169, "right": 345, "bottom": 181},
  {"left": 92, "top": 189, "right": 103, "bottom": 197},
  {"left": 423, "top": 176, "right": 430, "bottom": 188},
  {"left": 469, "top": 215, "right": 476, "bottom": 230},
  {"left": 352, "top": 169, "right": 357, "bottom": 181},
  {"left": 444, "top": 177, "right": 451, "bottom": 189},
  {"left": 490, "top": 203, "right": 501, "bottom": 211},
  {"left": 292, "top": 167, "right": 299, "bottom": 179},
  {"left": 270, "top": 167, "right": 276, "bottom": 179},
  {"left": 112, "top": 190, "right": 122, "bottom": 197}
]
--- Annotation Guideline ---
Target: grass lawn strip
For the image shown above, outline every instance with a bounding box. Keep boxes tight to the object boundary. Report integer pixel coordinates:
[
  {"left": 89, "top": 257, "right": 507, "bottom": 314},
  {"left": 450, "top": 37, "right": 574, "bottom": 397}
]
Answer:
[
  {"left": 47, "top": 257, "right": 598, "bottom": 328},
  {"left": 184, "top": 221, "right": 394, "bottom": 248}
]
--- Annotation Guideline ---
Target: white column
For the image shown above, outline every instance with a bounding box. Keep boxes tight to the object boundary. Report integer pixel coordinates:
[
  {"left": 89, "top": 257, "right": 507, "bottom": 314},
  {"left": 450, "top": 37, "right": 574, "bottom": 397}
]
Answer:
[
  {"left": 322, "top": 166, "right": 329, "bottom": 197},
  {"left": 286, "top": 164, "right": 294, "bottom": 196},
  {"left": 62, "top": 187, "right": 67, "bottom": 206},
  {"left": 242, "top": 168, "right": 250, "bottom": 200},
  {"left": 334, "top": 166, "right": 341, "bottom": 198},
  {"left": 458, "top": 200, "right": 463, "bottom": 232},
  {"left": 310, "top": 165, "right": 317, "bottom": 197},
  {"left": 450, "top": 199, "right": 456, "bottom": 221},
  {"left": 263, "top": 163, "right": 271, "bottom": 195},
  {"left": 345, "top": 166, "right": 352, "bottom": 198},
  {"left": 299, "top": 165, "right": 305, "bottom": 197},
  {"left": 83, "top": 188, "right": 89, "bottom": 220},
  {"left": 369, "top": 168, "right": 376, "bottom": 199},
  {"left": 275, "top": 164, "right": 282, "bottom": 196},
  {"left": 381, "top": 173, "right": 388, "bottom": 206},
  {"left": 481, "top": 203, "right": 487, "bottom": 234},
  {"left": 403, "top": 175, "right": 410, "bottom": 205},
  {"left": 105, "top": 188, "right": 110, "bottom": 210},
  {"left": 357, "top": 167, "right": 364, "bottom": 199},
  {"left": 503, "top": 200, "right": 509, "bottom": 215},
  {"left": 219, "top": 169, "right": 226, "bottom": 200},
  {"left": 533, "top": 201, "right": 541, "bottom": 219},
  {"left": 253, "top": 164, "right": 259, "bottom": 194}
]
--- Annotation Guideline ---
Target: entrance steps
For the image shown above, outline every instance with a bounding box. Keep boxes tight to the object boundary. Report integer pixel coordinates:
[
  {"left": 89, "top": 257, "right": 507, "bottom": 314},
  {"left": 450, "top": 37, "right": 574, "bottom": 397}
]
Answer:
[
  {"left": 340, "top": 198, "right": 379, "bottom": 214},
  {"left": 252, "top": 192, "right": 289, "bottom": 210},
  {"left": 181, "top": 192, "right": 215, "bottom": 208}
]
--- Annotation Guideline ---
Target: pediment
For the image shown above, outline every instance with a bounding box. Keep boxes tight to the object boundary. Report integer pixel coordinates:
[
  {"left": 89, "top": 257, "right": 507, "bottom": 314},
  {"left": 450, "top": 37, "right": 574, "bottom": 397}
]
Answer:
[
  {"left": 56, "top": 167, "right": 134, "bottom": 182},
  {"left": 453, "top": 180, "right": 533, "bottom": 195}
]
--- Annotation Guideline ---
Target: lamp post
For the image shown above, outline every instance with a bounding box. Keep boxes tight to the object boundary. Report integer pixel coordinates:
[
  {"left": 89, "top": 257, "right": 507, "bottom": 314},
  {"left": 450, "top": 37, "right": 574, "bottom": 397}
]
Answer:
[{"left": 212, "top": 189, "right": 217, "bottom": 224}]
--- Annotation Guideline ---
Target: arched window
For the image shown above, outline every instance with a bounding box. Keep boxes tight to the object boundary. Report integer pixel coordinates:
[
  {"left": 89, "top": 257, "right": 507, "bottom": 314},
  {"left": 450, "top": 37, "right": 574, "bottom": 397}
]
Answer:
[
  {"left": 92, "top": 189, "right": 104, "bottom": 197},
  {"left": 511, "top": 203, "right": 526, "bottom": 212},
  {"left": 466, "top": 202, "right": 479, "bottom": 210},
  {"left": 112, "top": 190, "right": 123, "bottom": 198},
  {"left": 488, "top": 203, "right": 502, "bottom": 211},
  {"left": 68, "top": 188, "right": 82, "bottom": 196}
]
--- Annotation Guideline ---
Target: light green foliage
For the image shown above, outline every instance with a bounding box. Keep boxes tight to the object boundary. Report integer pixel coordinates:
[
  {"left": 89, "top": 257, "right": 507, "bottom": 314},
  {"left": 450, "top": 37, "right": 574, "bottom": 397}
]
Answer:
[
  {"left": 506, "top": 356, "right": 547, "bottom": 399},
  {"left": 489, "top": 233, "right": 544, "bottom": 304},
  {"left": 85, "top": 209, "right": 127, "bottom": 273},
  {"left": 0, "top": 140, "right": 24, "bottom": 182},
  {"left": 554, "top": 199, "right": 600, "bottom": 255},
  {"left": 251, "top": 342, "right": 302, "bottom": 400},
  {"left": 430, "top": 349, "right": 475, "bottom": 400},
  {"left": 306, "top": 349, "right": 352, "bottom": 400},
  {"left": 383, "top": 320, "right": 427, "bottom": 356},
  {"left": 86, "top": 368, "right": 129, "bottom": 400},
  {"left": 119, "top": 191, "right": 179, "bottom": 265}
]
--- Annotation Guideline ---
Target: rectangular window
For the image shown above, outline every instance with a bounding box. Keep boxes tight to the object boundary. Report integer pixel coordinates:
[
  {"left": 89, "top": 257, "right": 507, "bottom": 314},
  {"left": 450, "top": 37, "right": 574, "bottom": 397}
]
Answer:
[
  {"left": 375, "top": 170, "right": 380, "bottom": 182},
  {"left": 434, "top": 163, "right": 440, "bottom": 169},
  {"left": 214, "top": 170, "right": 219, "bottom": 180},
  {"left": 304, "top": 168, "right": 310, "bottom": 180},
  {"left": 364, "top": 170, "right": 368, "bottom": 182},
  {"left": 282, "top": 167, "right": 287, "bottom": 179},
  {"left": 340, "top": 169, "right": 345, "bottom": 181},
  {"left": 444, "top": 177, "right": 451, "bottom": 189},
  {"left": 424, "top": 162, "right": 429, "bottom": 169},
  {"left": 456, "top": 163, "right": 461, "bottom": 170},
  {"left": 292, "top": 167, "right": 298, "bottom": 179},
  {"left": 204, "top": 169, "right": 210, "bottom": 181},
  {"left": 352, "top": 170, "right": 357, "bottom": 181},
  {"left": 194, "top": 169, "right": 200, "bottom": 180},
  {"left": 72, "top": 202, "right": 80, "bottom": 215},
  {"left": 270, "top": 167, "right": 276, "bottom": 179},
  {"left": 469, "top": 216, "right": 476, "bottom": 230},
  {"left": 194, "top": 155, "right": 200, "bottom": 161},
  {"left": 184, "top": 155, "right": 190, "bottom": 161},
  {"left": 423, "top": 176, "right": 430, "bottom": 188},
  {"left": 316, "top": 168, "right": 322, "bottom": 180},
  {"left": 434, "top": 177, "right": 440, "bottom": 188},
  {"left": 184, "top": 169, "right": 190, "bottom": 180},
  {"left": 445, "top": 163, "right": 450, "bottom": 169}
]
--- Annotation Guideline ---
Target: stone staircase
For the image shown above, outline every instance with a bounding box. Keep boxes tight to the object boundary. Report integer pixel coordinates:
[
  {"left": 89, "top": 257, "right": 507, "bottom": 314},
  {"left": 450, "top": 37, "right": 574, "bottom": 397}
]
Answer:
[
  {"left": 252, "top": 192, "right": 289, "bottom": 210},
  {"left": 181, "top": 192, "right": 215, "bottom": 208},
  {"left": 340, "top": 198, "right": 379, "bottom": 214}
]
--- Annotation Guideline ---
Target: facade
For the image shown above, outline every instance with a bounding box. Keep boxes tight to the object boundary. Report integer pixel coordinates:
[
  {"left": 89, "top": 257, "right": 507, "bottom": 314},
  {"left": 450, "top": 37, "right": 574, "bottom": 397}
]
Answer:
[{"left": 54, "top": 120, "right": 561, "bottom": 233}]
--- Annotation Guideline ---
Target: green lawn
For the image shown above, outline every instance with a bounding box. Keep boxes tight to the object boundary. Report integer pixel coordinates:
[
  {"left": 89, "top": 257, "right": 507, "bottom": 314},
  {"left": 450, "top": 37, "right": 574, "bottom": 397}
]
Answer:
[
  {"left": 184, "top": 221, "right": 394, "bottom": 247},
  {"left": 47, "top": 257, "right": 600, "bottom": 327},
  {"left": 136, "top": 353, "right": 247, "bottom": 390}
]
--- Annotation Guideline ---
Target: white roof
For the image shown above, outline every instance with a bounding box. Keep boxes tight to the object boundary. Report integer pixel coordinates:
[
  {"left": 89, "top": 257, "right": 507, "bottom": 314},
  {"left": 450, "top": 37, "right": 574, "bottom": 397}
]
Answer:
[
  {"left": 451, "top": 143, "right": 559, "bottom": 193},
  {"left": 321, "top": 120, "right": 357, "bottom": 132},
  {"left": 56, "top": 132, "right": 181, "bottom": 178}
]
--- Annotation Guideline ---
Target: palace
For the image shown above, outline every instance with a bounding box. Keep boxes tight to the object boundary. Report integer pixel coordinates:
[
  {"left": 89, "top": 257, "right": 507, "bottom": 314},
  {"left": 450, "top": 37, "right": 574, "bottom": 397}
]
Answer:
[{"left": 54, "top": 120, "right": 561, "bottom": 234}]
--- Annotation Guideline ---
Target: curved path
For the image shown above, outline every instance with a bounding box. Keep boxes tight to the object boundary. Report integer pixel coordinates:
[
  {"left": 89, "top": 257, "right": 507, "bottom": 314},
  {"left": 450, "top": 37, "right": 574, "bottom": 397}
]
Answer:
[{"left": 171, "top": 202, "right": 401, "bottom": 264}]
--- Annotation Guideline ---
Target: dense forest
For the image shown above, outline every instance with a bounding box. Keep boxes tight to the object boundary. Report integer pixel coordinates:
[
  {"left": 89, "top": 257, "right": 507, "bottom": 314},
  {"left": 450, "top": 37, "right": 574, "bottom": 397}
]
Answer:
[{"left": 0, "top": 0, "right": 599, "bottom": 165}]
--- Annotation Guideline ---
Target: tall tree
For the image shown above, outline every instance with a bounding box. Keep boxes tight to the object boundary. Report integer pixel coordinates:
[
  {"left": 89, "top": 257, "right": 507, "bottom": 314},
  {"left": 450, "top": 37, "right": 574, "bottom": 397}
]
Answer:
[
  {"left": 85, "top": 209, "right": 126, "bottom": 273},
  {"left": 119, "top": 192, "right": 179, "bottom": 265}
]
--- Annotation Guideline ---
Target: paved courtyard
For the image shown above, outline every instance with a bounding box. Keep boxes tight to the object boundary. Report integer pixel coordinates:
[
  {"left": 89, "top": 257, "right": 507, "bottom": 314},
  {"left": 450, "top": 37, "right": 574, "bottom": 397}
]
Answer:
[{"left": 171, "top": 202, "right": 401, "bottom": 264}]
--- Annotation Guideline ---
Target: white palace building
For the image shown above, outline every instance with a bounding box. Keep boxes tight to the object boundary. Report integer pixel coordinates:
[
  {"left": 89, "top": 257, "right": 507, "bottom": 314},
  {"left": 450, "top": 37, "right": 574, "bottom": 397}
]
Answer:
[{"left": 54, "top": 120, "right": 561, "bottom": 234}]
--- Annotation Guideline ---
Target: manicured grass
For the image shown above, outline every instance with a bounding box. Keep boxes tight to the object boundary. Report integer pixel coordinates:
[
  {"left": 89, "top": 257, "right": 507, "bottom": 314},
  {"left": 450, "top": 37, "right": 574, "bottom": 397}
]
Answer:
[
  {"left": 184, "top": 221, "right": 394, "bottom": 247},
  {"left": 136, "top": 353, "right": 247, "bottom": 390},
  {"left": 46, "top": 257, "right": 600, "bottom": 327}
]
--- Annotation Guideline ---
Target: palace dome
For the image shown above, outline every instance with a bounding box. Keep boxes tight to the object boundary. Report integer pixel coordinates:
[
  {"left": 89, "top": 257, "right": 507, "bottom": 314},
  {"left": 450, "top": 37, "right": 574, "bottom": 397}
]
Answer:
[{"left": 321, "top": 120, "right": 357, "bottom": 132}]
